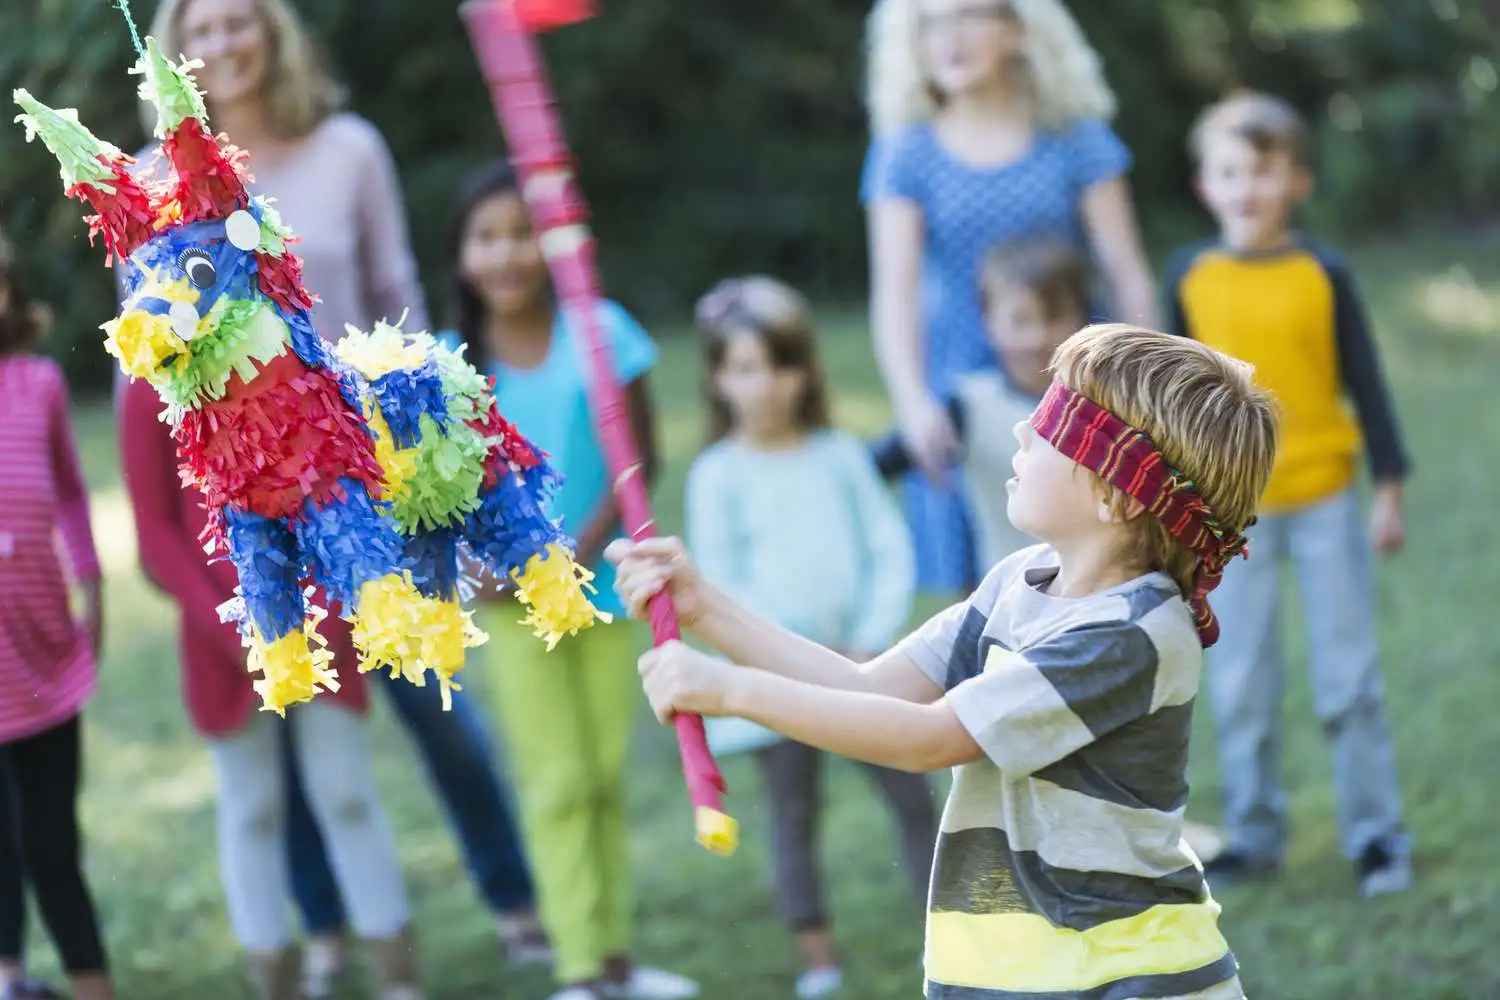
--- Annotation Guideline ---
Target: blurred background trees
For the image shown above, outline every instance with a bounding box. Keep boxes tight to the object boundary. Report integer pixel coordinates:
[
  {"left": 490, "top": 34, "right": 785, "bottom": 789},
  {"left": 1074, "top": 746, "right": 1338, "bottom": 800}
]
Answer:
[{"left": 2, "top": 0, "right": 1494, "bottom": 388}]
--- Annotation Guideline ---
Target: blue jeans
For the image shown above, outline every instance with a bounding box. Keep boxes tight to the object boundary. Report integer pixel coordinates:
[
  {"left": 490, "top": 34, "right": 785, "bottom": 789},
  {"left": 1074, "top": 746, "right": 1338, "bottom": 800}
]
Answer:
[
  {"left": 281, "top": 673, "right": 535, "bottom": 934},
  {"left": 1205, "top": 486, "right": 1408, "bottom": 863}
]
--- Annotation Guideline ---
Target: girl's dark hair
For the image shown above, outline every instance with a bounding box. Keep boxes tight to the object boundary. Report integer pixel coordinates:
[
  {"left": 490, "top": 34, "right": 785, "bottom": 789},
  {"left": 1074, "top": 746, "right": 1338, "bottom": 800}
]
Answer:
[
  {"left": 0, "top": 227, "right": 49, "bottom": 356},
  {"left": 694, "top": 275, "right": 830, "bottom": 445},
  {"left": 979, "top": 236, "right": 1089, "bottom": 322},
  {"left": 444, "top": 158, "right": 525, "bottom": 374}
]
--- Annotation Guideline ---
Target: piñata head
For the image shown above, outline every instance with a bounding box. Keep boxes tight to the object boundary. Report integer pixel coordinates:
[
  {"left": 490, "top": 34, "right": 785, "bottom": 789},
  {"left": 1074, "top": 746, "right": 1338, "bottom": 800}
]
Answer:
[
  {"left": 14, "top": 41, "right": 606, "bottom": 715},
  {"left": 15, "top": 40, "right": 309, "bottom": 405}
]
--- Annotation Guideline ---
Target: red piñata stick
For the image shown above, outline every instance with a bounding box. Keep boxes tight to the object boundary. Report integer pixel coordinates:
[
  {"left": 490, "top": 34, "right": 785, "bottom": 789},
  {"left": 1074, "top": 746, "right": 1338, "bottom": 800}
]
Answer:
[{"left": 460, "top": 0, "right": 737, "bottom": 856}]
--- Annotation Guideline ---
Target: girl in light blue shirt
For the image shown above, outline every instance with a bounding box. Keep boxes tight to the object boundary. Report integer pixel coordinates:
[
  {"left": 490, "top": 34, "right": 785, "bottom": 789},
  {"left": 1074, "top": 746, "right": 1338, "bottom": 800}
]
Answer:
[{"left": 689, "top": 276, "right": 938, "bottom": 1000}]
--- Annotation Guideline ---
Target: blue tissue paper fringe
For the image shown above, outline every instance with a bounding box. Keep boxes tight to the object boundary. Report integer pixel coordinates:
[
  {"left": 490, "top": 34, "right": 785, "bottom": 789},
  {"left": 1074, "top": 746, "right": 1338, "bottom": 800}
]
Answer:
[
  {"left": 403, "top": 527, "right": 462, "bottom": 601},
  {"left": 293, "top": 477, "right": 407, "bottom": 611},
  {"left": 461, "top": 468, "right": 572, "bottom": 581},
  {"left": 224, "top": 507, "right": 305, "bottom": 644},
  {"left": 372, "top": 360, "right": 449, "bottom": 450}
]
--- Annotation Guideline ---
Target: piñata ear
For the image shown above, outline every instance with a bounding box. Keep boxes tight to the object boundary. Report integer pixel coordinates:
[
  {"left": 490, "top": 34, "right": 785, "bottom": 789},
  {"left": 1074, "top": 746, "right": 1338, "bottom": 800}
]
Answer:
[
  {"left": 136, "top": 37, "right": 249, "bottom": 223},
  {"left": 13, "top": 89, "right": 157, "bottom": 262}
]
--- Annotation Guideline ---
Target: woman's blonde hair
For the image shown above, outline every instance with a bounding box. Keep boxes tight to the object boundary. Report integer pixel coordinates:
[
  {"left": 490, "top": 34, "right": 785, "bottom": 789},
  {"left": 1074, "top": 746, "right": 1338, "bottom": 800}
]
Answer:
[
  {"left": 146, "top": 0, "right": 347, "bottom": 140},
  {"left": 864, "top": 0, "right": 1116, "bottom": 137}
]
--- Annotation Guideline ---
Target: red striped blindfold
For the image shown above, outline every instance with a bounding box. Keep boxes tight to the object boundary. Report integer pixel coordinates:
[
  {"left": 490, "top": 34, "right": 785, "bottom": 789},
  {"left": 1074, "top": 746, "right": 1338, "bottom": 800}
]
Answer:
[{"left": 1029, "top": 379, "right": 1252, "bottom": 648}]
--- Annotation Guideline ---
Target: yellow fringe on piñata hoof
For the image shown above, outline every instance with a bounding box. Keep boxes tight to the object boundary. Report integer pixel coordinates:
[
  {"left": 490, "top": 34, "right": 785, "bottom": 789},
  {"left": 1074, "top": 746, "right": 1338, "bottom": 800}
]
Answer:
[
  {"left": 511, "top": 542, "right": 612, "bottom": 649},
  {"left": 248, "top": 607, "right": 341, "bottom": 715},
  {"left": 350, "top": 571, "right": 487, "bottom": 710}
]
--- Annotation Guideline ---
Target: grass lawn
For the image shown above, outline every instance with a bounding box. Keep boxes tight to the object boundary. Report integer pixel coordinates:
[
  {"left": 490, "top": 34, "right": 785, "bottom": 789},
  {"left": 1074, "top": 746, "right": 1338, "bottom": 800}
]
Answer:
[{"left": 27, "top": 225, "right": 1500, "bottom": 999}]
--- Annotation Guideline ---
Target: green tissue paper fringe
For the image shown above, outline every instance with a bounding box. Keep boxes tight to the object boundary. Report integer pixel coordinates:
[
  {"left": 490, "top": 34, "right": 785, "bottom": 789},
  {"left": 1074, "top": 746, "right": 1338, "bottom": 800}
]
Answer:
[
  {"left": 161, "top": 301, "right": 290, "bottom": 409},
  {"left": 13, "top": 90, "right": 120, "bottom": 190},
  {"left": 133, "top": 37, "right": 209, "bottom": 140}
]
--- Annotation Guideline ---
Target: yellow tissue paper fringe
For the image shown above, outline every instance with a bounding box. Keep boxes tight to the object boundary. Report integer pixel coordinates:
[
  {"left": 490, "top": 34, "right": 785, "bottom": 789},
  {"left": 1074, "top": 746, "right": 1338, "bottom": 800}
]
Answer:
[
  {"left": 334, "top": 318, "right": 426, "bottom": 379},
  {"left": 351, "top": 571, "right": 486, "bottom": 711},
  {"left": 102, "top": 308, "right": 188, "bottom": 380},
  {"left": 365, "top": 403, "right": 419, "bottom": 503},
  {"left": 511, "top": 542, "right": 611, "bottom": 649},
  {"left": 248, "top": 607, "right": 341, "bottom": 716}
]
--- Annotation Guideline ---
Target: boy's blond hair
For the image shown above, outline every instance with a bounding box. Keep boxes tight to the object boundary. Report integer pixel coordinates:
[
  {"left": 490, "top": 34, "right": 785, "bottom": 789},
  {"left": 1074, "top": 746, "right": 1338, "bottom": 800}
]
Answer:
[
  {"left": 1189, "top": 90, "right": 1309, "bottom": 167},
  {"left": 1050, "top": 324, "right": 1279, "bottom": 598}
]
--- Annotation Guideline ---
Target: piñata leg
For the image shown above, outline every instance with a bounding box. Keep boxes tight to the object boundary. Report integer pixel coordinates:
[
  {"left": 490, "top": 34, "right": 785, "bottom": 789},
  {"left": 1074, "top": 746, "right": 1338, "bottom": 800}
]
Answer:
[
  {"left": 294, "top": 477, "right": 483, "bottom": 693},
  {"left": 223, "top": 507, "right": 339, "bottom": 714},
  {"left": 461, "top": 466, "right": 607, "bottom": 648},
  {"left": 398, "top": 526, "right": 486, "bottom": 708}
]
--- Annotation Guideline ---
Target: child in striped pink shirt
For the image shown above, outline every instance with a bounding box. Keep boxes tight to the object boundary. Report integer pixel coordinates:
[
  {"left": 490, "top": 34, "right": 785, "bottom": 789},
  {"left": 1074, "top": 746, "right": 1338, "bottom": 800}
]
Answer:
[{"left": 0, "top": 228, "right": 115, "bottom": 1000}]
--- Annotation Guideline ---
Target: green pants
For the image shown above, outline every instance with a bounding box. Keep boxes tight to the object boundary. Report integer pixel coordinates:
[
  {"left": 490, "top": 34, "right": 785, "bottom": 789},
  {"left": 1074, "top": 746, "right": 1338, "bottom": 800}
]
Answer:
[{"left": 483, "top": 607, "right": 640, "bottom": 982}]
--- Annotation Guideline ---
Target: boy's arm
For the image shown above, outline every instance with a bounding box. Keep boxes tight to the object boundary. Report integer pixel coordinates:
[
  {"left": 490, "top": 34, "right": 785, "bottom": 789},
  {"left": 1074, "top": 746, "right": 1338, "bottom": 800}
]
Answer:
[
  {"left": 1327, "top": 258, "right": 1410, "bottom": 483},
  {"left": 689, "top": 535, "right": 1016, "bottom": 704},
  {"left": 719, "top": 612, "right": 1166, "bottom": 777},
  {"left": 724, "top": 669, "right": 980, "bottom": 773},
  {"left": 694, "top": 590, "right": 944, "bottom": 704}
]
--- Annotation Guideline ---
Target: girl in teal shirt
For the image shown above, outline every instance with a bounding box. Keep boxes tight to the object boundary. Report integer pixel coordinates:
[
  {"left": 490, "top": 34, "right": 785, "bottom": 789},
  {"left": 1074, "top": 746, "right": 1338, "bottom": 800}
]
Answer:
[{"left": 443, "top": 161, "right": 696, "bottom": 1000}]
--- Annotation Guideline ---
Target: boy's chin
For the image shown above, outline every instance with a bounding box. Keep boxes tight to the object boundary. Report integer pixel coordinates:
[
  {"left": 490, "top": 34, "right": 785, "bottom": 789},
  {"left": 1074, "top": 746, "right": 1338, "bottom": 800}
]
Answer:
[{"left": 1222, "top": 218, "right": 1291, "bottom": 250}]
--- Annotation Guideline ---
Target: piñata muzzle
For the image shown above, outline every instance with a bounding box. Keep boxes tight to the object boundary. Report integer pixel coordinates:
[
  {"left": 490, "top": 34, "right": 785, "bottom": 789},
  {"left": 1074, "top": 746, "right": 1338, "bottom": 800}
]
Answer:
[{"left": 1028, "top": 379, "right": 1252, "bottom": 647}]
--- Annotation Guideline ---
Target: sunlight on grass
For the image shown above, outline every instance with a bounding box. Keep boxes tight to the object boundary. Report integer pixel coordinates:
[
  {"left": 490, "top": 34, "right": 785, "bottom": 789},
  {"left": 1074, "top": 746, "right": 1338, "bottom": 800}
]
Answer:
[
  {"left": 1418, "top": 264, "right": 1498, "bottom": 336},
  {"left": 89, "top": 488, "right": 139, "bottom": 576}
]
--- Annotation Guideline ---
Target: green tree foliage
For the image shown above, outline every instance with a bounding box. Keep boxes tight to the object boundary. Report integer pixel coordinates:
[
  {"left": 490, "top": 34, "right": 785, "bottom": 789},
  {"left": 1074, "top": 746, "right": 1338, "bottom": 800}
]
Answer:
[{"left": 1, "top": 0, "right": 1492, "bottom": 388}]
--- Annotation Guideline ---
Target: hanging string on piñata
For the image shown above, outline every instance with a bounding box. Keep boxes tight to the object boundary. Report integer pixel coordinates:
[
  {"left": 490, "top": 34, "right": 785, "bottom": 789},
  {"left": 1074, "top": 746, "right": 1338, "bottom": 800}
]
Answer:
[{"left": 13, "top": 4, "right": 607, "bottom": 716}]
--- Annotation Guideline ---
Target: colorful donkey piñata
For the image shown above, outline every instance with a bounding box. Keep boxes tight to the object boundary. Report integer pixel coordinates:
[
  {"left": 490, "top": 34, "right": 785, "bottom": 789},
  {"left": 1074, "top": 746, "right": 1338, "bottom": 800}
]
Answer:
[{"left": 13, "top": 40, "right": 606, "bottom": 716}]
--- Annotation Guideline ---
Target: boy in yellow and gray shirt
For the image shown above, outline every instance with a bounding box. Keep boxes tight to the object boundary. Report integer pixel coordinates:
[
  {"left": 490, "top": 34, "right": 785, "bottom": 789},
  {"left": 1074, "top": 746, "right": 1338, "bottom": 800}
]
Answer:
[{"left": 1164, "top": 91, "right": 1413, "bottom": 897}]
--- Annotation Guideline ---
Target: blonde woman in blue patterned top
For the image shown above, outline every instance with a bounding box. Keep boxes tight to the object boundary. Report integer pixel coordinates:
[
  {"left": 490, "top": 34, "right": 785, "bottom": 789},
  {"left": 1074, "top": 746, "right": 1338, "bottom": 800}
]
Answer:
[{"left": 862, "top": 0, "right": 1157, "bottom": 594}]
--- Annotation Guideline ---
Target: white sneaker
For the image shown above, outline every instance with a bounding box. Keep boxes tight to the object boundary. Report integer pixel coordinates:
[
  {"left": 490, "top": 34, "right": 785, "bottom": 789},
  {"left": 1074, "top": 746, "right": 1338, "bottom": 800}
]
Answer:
[
  {"left": 1358, "top": 840, "right": 1414, "bottom": 898},
  {"left": 796, "top": 966, "right": 844, "bottom": 999},
  {"left": 601, "top": 966, "right": 700, "bottom": 1000},
  {"left": 301, "top": 938, "right": 347, "bottom": 999}
]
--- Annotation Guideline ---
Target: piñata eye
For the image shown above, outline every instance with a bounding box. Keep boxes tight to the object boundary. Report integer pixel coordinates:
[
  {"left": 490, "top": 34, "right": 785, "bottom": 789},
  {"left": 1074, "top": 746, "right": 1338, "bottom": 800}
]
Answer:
[{"left": 179, "top": 248, "right": 217, "bottom": 289}]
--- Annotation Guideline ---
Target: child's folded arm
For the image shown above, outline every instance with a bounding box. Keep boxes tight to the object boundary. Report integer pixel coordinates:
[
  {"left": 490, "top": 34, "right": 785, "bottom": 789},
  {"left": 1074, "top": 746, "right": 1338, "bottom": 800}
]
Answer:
[{"left": 722, "top": 666, "right": 979, "bottom": 773}]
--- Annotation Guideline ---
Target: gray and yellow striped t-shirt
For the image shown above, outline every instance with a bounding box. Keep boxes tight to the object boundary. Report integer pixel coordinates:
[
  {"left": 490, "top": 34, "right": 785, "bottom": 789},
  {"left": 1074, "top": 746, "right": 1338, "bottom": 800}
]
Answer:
[{"left": 899, "top": 545, "right": 1242, "bottom": 1000}]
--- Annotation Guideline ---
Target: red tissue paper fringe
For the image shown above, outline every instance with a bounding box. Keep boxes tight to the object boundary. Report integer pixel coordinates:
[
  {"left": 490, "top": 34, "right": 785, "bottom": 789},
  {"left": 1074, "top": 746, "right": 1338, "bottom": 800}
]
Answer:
[
  {"left": 468, "top": 391, "right": 545, "bottom": 489},
  {"left": 256, "top": 249, "right": 316, "bottom": 314},
  {"left": 174, "top": 351, "right": 384, "bottom": 531},
  {"left": 163, "top": 117, "right": 250, "bottom": 224},
  {"left": 68, "top": 157, "right": 157, "bottom": 263}
]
